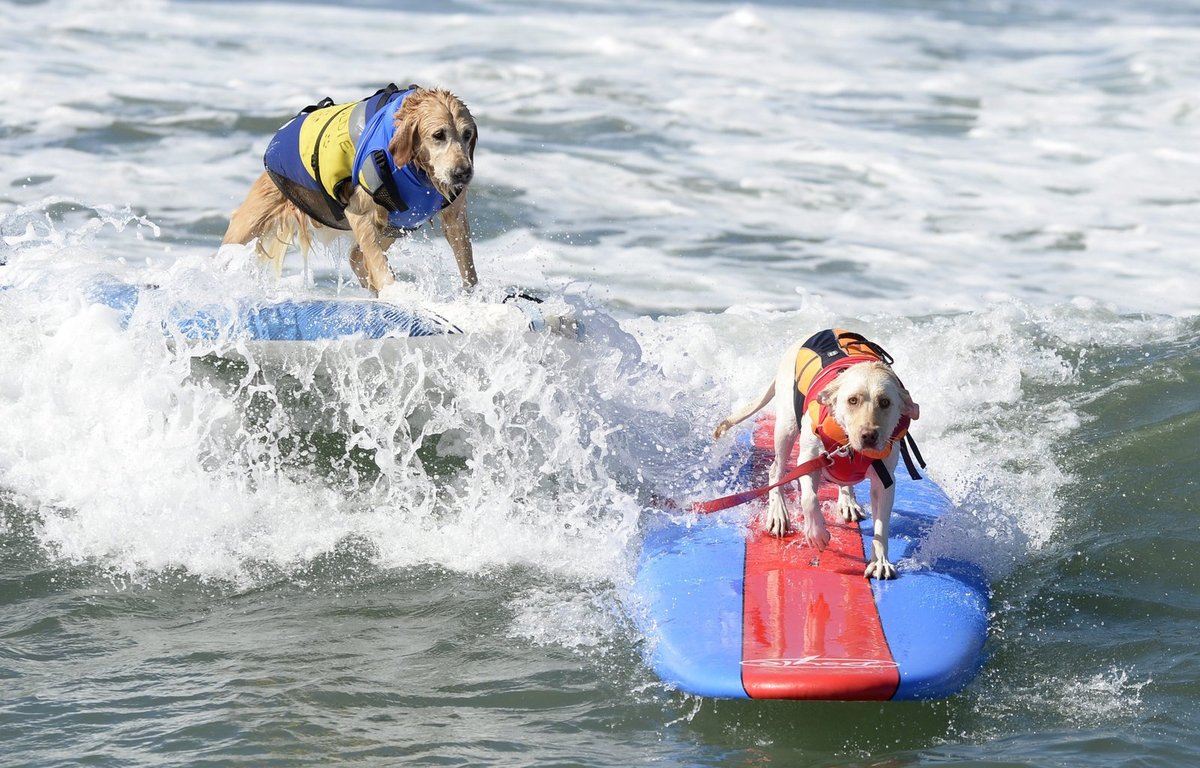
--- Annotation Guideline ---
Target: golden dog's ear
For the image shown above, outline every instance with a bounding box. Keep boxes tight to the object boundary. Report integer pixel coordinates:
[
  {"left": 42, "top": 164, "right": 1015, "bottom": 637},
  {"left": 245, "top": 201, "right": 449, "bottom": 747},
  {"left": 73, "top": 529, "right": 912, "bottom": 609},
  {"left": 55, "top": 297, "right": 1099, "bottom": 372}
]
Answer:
[{"left": 388, "top": 98, "right": 421, "bottom": 169}]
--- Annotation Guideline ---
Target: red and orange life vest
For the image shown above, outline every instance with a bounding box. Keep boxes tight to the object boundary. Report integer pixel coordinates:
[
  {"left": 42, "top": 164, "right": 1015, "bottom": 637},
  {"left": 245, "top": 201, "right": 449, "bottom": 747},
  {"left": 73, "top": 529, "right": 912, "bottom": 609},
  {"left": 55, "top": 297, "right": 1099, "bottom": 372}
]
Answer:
[{"left": 792, "top": 329, "right": 916, "bottom": 486}]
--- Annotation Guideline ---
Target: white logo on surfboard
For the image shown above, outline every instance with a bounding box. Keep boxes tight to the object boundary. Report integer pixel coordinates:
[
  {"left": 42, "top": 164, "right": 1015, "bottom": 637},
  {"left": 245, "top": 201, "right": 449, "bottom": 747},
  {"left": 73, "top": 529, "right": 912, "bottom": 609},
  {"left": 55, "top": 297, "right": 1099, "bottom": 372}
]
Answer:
[{"left": 741, "top": 656, "right": 898, "bottom": 670}]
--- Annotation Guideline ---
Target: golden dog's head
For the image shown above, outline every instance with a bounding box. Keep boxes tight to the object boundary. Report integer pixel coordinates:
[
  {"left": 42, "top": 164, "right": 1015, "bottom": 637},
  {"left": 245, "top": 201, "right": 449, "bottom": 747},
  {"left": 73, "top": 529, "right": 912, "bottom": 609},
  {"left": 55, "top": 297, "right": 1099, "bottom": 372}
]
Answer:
[
  {"left": 818, "top": 361, "right": 918, "bottom": 454},
  {"left": 388, "top": 88, "right": 477, "bottom": 202}
]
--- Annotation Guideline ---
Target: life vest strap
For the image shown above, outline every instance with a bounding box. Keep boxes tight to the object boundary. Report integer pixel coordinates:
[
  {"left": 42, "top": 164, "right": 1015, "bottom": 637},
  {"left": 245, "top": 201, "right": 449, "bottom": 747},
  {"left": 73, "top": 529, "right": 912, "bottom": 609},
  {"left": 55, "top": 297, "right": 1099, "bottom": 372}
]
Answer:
[
  {"left": 308, "top": 102, "right": 356, "bottom": 203},
  {"left": 899, "top": 434, "right": 925, "bottom": 481},
  {"left": 359, "top": 149, "right": 410, "bottom": 214},
  {"left": 870, "top": 458, "right": 894, "bottom": 490},
  {"left": 300, "top": 96, "right": 334, "bottom": 115}
]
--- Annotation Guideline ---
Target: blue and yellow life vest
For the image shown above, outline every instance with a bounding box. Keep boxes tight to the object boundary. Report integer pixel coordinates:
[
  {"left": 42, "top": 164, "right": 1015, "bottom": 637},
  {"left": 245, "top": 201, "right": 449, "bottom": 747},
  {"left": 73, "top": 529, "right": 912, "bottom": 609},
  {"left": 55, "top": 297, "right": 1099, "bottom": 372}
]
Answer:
[{"left": 263, "top": 84, "right": 448, "bottom": 233}]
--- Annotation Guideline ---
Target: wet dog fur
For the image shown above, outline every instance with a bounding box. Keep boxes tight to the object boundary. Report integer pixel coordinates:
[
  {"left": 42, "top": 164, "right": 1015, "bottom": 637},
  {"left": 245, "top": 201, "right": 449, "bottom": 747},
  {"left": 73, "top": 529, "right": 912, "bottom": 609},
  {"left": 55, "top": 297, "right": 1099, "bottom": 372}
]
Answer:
[{"left": 222, "top": 87, "right": 477, "bottom": 294}]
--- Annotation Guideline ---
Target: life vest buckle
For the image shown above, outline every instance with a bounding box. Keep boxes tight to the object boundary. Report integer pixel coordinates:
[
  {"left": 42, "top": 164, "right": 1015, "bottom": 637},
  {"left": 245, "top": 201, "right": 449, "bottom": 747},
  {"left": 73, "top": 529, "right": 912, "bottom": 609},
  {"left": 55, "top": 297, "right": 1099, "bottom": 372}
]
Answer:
[{"left": 825, "top": 444, "right": 852, "bottom": 460}]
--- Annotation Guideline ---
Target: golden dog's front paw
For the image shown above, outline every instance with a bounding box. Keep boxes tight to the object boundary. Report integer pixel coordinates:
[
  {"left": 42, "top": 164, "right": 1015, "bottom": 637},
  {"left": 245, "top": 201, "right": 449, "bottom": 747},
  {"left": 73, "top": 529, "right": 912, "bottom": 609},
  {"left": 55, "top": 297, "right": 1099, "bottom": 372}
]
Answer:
[{"left": 864, "top": 559, "right": 897, "bottom": 580}]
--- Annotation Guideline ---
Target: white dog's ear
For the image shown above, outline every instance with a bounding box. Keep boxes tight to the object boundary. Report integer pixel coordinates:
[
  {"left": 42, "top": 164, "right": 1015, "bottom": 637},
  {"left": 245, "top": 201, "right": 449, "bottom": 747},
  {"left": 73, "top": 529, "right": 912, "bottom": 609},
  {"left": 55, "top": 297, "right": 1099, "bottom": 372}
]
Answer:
[
  {"left": 899, "top": 385, "right": 920, "bottom": 419},
  {"left": 816, "top": 375, "right": 842, "bottom": 406}
]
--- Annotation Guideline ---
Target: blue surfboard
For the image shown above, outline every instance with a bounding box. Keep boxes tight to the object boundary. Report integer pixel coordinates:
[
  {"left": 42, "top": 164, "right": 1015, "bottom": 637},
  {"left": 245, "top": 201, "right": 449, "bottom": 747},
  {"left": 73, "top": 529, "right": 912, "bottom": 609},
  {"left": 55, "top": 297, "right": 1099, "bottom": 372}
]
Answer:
[
  {"left": 83, "top": 277, "right": 576, "bottom": 344},
  {"left": 632, "top": 417, "right": 988, "bottom": 700}
]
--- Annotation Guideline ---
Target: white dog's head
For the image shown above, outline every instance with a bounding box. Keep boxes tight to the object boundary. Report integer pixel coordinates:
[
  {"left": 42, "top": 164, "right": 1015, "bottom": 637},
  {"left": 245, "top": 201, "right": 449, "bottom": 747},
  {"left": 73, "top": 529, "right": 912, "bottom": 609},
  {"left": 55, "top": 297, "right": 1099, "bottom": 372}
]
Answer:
[{"left": 817, "top": 361, "right": 918, "bottom": 454}]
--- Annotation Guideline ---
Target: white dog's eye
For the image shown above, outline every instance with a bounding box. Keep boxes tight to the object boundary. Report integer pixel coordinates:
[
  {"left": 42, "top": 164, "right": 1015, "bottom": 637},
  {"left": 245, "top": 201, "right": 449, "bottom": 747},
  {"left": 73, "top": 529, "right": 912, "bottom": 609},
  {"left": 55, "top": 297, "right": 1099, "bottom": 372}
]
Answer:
[
  {"left": 880, "top": 397, "right": 892, "bottom": 408},
  {"left": 847, "top": 395, "right": 860, "bottom": 406}
]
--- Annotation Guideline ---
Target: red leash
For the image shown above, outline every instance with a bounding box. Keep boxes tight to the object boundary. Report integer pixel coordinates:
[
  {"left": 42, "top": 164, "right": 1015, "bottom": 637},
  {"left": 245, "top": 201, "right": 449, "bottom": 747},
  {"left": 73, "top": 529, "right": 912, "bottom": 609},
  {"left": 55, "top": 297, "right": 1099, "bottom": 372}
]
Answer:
[{"left": 687, "top": 454, "right": 831, "bottom": 514}]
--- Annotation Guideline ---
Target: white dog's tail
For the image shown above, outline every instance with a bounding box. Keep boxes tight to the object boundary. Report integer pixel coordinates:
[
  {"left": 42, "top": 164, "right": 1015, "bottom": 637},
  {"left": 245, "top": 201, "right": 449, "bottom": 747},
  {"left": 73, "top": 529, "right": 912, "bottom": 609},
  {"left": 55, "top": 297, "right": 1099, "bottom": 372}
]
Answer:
[{"left": 713, "top": 380, "right": 776, "bottom": 439}]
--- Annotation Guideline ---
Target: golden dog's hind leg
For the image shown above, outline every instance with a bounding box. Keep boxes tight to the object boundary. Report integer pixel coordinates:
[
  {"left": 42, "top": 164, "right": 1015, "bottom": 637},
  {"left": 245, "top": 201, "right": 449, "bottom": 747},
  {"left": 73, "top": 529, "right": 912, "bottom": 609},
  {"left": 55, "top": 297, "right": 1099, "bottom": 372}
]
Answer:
[
  {"left": 223, "top": 172, "right": 282, "bottom": 245},
  {"left": 257, "top": 230, "right": 293, "bottom": 278},
  {"left": 345, "top": 203, "right": 396, "bottom": 294},
  {"left": 222, "top": 172, "right": 310, "bottom": 276}
]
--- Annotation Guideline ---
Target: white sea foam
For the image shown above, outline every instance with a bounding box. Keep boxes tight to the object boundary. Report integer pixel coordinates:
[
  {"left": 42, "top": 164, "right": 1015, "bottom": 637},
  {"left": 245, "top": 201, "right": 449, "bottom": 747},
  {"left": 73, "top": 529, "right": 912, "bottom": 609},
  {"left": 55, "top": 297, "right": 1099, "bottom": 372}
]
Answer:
[
  {"left": 0, "top": 269, "right": 647, "bottom": 587},
  {"left": 0, "top": 209, "right": 1129, "bottom": 636},
  {"left": 973, "top": 666, "right": 1151, "bottom": 734}
]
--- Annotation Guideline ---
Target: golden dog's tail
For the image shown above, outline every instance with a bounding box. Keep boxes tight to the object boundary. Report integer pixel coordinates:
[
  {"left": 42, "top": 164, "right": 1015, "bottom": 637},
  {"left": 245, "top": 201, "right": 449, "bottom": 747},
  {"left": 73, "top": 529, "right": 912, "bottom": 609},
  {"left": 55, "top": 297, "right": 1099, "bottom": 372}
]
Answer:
[{"left": 222, "top": 171, "right": 314, "bottom": 276}]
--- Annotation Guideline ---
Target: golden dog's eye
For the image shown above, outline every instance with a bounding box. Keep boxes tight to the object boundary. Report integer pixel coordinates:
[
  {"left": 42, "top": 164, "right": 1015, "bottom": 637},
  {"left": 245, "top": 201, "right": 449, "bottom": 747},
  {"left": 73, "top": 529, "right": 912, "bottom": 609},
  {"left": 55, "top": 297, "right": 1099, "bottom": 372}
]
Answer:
[
  {"left": 432, "top": 129, "right": 447, "bottom": 141},
  {"left": 463, "top": 128, "right": 474, "bottom": 142},
  {"left": 880, "top": 397, "right": 891, "bottom": 408}
]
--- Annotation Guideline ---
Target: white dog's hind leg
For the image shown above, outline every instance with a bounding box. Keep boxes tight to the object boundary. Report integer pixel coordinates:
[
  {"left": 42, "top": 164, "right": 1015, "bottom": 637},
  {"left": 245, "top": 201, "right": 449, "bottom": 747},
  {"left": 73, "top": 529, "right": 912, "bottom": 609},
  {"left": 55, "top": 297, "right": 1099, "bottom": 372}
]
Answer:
[{"left": 836, "top": 484, "right": 865, "bottom": 522}]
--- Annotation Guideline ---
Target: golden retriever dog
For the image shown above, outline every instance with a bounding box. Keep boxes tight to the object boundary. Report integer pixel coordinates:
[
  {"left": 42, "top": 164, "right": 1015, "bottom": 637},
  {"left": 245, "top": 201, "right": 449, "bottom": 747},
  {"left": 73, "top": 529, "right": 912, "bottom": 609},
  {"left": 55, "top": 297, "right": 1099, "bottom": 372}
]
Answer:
[
  {"left": 222, "top": 84, "right": 477, "bottom": 294},
  {"left": 714, "top": 330, "right": 919, "bottom": 579}
]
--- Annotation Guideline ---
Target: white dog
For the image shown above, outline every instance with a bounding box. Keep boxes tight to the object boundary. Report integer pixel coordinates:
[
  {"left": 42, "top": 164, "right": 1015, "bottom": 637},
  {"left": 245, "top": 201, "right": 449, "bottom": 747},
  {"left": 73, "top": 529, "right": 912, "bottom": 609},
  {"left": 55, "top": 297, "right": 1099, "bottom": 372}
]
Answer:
[{"left": 714, "top": 330, "right": 919, "bottom": 579}]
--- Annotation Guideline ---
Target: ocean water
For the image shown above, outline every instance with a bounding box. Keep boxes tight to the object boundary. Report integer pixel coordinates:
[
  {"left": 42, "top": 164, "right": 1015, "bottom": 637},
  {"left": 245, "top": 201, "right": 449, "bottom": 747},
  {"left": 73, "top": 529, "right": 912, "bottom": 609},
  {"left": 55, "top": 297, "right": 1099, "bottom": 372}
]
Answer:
[{"left": 2, "top": 0, "right": 1198, "bottom": 765}]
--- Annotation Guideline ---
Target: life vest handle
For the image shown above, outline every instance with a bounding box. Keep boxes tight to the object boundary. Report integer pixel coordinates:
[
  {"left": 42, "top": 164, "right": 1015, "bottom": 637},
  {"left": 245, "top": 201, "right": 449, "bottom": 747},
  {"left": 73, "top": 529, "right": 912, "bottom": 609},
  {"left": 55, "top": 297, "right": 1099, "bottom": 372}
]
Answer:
[{"left": 835, "top": 330, "right": 895, "bottom": 365}]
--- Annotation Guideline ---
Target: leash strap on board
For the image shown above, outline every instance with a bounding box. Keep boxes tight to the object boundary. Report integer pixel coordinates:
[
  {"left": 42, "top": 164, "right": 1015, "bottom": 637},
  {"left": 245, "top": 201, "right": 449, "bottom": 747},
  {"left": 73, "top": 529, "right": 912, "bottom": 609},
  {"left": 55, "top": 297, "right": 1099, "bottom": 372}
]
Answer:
[{"left": 687, "top": 451, "right": 841, "bottom": 515}]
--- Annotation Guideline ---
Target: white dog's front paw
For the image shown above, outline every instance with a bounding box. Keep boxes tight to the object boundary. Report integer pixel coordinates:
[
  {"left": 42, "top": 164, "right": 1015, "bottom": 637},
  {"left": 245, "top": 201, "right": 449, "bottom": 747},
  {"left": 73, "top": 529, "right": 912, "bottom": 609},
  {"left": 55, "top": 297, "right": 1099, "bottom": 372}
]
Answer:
[
  {"left": 836, "top": 493, "right": 865, "bottom": 522},
  {"left": 864, "top": 558, "right": 897, "bottom": 580},
  {"left": 765, "top": 498, "right": 790, "bottom": 537},
  {"left": 801, "top": 515, "right": 831, "bottom": 551}
]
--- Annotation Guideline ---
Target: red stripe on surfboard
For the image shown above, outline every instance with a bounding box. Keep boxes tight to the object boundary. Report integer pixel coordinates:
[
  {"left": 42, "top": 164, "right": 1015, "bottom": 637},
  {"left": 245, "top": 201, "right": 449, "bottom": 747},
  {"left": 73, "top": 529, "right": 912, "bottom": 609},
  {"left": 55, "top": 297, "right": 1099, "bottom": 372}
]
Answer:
[{"left": 740, "top": 415, "right": 899, "bottom": 700}]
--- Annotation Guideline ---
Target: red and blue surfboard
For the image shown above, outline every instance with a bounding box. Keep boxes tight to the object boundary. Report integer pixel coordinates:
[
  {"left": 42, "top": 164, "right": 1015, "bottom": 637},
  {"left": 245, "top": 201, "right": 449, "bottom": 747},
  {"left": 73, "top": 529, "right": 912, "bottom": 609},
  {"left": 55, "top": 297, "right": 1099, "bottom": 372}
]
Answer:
[{"left": 633, "top": 417, "right": 988, "bottom": 700}]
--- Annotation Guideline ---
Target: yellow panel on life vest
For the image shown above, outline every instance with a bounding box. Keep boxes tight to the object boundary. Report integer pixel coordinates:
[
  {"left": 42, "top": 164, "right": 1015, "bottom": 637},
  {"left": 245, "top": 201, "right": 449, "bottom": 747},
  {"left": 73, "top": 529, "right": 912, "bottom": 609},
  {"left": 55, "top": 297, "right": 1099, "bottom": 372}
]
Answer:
[{"left": 297, "top": 101, "right": 358, "bottom": 200}]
